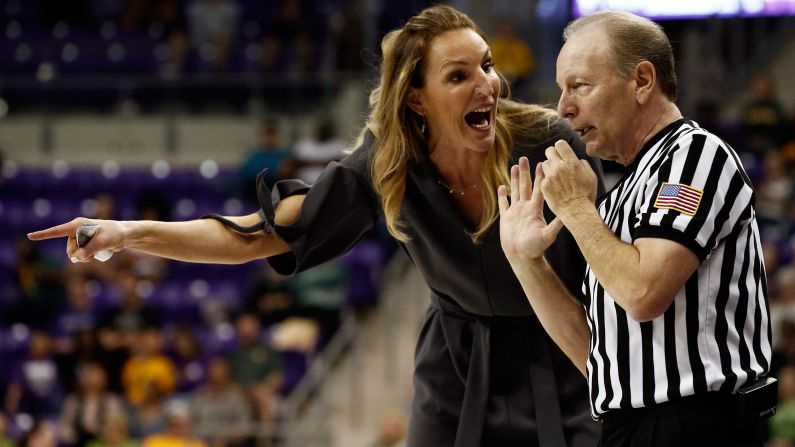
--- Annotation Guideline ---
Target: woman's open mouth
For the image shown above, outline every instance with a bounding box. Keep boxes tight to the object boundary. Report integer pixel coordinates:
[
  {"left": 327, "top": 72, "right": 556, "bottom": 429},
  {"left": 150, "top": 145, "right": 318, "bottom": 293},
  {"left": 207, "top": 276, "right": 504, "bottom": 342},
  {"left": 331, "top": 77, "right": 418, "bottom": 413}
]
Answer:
[{"left": 465, "top": 107, "right": 492, "bottom": 130}]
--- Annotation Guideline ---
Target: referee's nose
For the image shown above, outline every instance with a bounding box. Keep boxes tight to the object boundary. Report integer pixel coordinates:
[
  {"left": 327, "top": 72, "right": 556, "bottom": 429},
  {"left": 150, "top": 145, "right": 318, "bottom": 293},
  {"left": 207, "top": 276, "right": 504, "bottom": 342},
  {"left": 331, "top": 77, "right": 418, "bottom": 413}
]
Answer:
[{"left": 557, "top": 91, "right": 576, "bottom": 121}]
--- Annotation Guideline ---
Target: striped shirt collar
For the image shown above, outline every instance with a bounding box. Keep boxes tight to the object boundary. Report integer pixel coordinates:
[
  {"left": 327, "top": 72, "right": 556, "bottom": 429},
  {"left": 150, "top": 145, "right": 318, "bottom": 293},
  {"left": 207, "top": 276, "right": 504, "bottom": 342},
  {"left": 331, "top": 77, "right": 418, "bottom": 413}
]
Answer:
[{"left": 599, "top": 118, "right": 687, "bottom": 202}]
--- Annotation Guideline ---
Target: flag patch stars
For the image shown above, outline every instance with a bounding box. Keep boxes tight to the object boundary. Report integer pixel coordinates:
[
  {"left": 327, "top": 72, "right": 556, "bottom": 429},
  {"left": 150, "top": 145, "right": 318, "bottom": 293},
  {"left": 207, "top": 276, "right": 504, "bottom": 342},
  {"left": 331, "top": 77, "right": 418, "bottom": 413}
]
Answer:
[{"left": 653, "top": 182, "right": 703, "bottom": 216}]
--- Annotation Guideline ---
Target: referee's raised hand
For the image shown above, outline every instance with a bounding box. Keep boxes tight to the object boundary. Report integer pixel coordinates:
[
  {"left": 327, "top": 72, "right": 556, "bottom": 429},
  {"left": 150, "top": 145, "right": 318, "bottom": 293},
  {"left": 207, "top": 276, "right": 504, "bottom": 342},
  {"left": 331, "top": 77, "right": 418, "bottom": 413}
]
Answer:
[
  {"left": 498, "top": 156, "right": 564, "bottom": 263},
  {"left": 539, "top": 140, "right": 598, "bottom": 223}
]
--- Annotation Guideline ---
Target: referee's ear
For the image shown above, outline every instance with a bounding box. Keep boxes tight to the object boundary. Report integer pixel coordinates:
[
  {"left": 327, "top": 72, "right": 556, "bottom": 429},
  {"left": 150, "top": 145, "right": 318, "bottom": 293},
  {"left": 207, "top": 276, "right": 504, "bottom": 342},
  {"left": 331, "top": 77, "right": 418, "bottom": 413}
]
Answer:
[{"left": 634, "top": 60, "right": 656, "bottom": 105}]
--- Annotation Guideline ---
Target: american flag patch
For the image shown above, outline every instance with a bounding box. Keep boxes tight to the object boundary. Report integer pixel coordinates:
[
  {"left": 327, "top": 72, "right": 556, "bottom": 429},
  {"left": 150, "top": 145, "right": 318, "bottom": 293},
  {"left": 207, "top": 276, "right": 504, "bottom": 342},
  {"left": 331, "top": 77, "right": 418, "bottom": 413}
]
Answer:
[{"left": 653, "top": 182, "right": 703, "bottom": 216}]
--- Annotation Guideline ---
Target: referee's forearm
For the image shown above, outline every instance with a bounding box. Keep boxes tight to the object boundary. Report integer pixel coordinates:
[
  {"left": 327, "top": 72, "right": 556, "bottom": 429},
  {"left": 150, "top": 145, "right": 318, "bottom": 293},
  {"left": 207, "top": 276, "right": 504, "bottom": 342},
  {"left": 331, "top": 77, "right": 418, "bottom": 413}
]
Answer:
[
  {"left": 561, "top": 206, "right": 631, "bottom": 271},
  {"left": 508, "top": 256, "right": 590, "bottom": 376},
  {"left": 560, "top": 204, "right": 661, "bottom": 320}
]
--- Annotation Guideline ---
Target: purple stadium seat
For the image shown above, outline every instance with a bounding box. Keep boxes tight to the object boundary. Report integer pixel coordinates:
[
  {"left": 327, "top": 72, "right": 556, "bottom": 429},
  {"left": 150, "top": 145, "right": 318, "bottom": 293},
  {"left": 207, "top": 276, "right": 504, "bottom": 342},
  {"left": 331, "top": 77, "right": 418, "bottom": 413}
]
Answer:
[
  {"left": 202, "top": 323, "right": 238, "bottom": 355},
  {"left": 340, "top": 240, "right": 386, "bottom": 308},
  {"left": 0, "top": 280, "right": 21, "bottom": 309},
  {"left": 0, "top": 240, "right": 17, "bottom": 269},
  {"left": 0, "top": 325, "right": 32, "bottom": 356},
  {"left": 114, "top": 168, "right": 147, "bottom": 190},
  {"left": 210, "top": 280, "right": 242, "bottom": 309},
  {"left": 3, "top": 168, "right": 47, "bottom": 196},
  {"left": 93, "top": 282, "right": 122, "bottom": 311},
  {"left": 4, "top": 0, "right": 41, "bottom": 26}
]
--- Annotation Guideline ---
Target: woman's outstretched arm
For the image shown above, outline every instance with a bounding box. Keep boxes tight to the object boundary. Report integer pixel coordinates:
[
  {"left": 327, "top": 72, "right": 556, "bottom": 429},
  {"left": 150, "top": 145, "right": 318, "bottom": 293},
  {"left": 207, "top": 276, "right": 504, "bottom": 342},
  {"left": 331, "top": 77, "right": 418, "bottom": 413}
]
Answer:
[{"left": 28, "top": 195, "right": 306, "bottom": 265}]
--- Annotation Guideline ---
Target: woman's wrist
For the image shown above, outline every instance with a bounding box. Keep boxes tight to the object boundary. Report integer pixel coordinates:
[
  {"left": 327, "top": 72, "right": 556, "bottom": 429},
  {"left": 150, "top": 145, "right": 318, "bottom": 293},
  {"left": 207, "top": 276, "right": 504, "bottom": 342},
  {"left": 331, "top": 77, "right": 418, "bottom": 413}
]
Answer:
[
  {"left": 506, "top": 252, "right": 548, "bottom": 271},
  {"left": 119, "top": 220, "right": 144, "bottom": 250}
]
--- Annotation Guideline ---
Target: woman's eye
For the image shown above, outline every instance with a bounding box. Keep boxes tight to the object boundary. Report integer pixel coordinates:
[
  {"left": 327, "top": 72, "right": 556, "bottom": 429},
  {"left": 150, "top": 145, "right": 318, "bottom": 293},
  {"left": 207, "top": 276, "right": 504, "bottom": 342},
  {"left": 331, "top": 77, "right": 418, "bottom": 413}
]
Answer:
[
  {"left": 450, "top": 72, "right": 465, "bottom": 82},
  {"left": 483, "top": 62, "right": 494, "bottom": 73}
]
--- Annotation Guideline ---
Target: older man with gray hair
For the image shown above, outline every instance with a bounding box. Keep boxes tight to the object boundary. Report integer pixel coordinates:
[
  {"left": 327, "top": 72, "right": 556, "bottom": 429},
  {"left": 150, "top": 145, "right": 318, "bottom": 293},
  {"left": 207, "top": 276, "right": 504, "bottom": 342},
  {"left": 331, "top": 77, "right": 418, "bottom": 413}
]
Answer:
[{"left": 499, "top": 10, "right": 774, "bottom": 446}]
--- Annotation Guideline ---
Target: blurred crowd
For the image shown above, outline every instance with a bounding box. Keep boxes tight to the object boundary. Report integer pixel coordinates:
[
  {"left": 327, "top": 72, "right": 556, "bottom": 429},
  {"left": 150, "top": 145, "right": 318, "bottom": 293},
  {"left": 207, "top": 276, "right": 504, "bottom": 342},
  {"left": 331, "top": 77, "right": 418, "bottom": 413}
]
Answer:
[
  {"left": 0, "top": 0, "right": 544, "bottom": 112},
  {"left": 2, "top": 0, "right": 375, "bottom": 76}
]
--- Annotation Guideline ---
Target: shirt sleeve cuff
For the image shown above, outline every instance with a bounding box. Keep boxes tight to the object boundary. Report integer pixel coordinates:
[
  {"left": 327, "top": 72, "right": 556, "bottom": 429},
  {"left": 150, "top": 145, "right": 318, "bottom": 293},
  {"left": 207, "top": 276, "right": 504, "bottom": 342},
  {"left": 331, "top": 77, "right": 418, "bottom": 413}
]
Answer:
[{"left": 633, "top": 225, "right": 709, "bottom": 262}]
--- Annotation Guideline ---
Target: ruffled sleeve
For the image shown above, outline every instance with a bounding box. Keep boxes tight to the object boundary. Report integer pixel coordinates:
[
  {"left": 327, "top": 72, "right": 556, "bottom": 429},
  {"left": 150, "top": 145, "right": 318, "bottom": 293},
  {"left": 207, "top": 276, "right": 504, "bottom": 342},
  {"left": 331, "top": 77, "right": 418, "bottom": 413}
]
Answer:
[
  {"left": 268, "top": 134, "right": 383, "bottom": 275},
  {"left": 203, "top": 135, "right": 379, "bottom": 275}
]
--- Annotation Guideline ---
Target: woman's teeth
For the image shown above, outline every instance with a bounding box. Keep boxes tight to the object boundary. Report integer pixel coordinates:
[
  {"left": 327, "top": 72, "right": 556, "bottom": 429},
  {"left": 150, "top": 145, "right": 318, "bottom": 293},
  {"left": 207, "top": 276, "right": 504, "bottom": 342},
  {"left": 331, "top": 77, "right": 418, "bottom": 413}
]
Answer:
[{"left": 465, "top": 107, "right": 491, "bottom": 129}]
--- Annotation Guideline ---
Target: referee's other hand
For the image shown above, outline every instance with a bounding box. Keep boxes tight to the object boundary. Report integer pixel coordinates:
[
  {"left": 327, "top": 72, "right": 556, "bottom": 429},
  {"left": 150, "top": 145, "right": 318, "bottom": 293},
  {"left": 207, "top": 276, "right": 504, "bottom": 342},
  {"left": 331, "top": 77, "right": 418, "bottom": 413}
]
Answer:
[{"left": 539, "top": 139, "right": 598, "bottom": 221}]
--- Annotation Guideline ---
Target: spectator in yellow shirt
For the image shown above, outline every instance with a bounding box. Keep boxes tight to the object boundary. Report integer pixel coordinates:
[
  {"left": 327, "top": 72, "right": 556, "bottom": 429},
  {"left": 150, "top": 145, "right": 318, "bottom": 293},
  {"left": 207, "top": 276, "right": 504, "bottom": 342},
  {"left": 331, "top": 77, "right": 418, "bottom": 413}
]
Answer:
[
  {"left": 122, "top": 328, "right": 177, "bottom": 406},
  {"left": 490, "top": 18, "right": 534, "bottom": 97}
]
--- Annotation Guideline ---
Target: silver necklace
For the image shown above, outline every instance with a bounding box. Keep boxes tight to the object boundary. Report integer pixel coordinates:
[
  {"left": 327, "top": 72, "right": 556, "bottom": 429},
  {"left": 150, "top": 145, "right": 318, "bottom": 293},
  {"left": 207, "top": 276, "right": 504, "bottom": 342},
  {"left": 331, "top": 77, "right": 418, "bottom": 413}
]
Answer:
[{"left": 437, "top": 179, "right": 479, "bottom": 196}]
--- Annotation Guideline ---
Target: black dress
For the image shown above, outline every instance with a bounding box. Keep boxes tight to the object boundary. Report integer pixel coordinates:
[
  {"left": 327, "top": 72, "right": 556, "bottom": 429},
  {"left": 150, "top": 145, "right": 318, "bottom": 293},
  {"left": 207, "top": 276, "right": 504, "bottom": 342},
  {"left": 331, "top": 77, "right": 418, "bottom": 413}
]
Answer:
[{"left": 259, "top": 123, "right": 603, "bottom": 446}]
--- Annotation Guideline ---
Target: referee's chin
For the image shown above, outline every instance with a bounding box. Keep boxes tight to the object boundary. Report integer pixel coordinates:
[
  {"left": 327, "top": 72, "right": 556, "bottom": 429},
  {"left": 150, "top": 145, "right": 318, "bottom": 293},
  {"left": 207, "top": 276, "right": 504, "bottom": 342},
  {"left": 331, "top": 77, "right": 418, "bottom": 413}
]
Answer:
[
  {"left": 591, "top": 150, "right": 610, "bottom": 162},
  {"left": 582, "top": 143, "right": 602, "bottom": 161}
]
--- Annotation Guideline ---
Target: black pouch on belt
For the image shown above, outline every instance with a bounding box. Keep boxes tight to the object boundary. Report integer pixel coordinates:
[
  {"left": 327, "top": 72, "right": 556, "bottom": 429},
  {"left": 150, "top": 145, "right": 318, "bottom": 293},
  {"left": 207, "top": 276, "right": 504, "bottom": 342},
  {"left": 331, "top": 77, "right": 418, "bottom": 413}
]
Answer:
[{"left": 735, "top": 377, "right": 778, "bottom": 428}]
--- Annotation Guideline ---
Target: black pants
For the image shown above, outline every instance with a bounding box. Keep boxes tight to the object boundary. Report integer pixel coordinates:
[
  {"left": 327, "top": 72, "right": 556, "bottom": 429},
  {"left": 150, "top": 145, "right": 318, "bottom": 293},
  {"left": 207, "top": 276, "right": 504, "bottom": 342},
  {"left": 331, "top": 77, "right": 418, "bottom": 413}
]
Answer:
[{"left": 598, "top": 393, "right": 763, "bottom": 447}]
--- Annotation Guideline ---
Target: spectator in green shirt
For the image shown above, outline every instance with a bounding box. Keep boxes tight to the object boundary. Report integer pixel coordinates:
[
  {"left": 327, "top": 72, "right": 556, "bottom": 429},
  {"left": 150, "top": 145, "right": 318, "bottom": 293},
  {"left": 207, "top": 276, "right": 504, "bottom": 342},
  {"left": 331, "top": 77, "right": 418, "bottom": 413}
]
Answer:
[{"left": 226, "top": 313, "right": 284, "bottom": 424}]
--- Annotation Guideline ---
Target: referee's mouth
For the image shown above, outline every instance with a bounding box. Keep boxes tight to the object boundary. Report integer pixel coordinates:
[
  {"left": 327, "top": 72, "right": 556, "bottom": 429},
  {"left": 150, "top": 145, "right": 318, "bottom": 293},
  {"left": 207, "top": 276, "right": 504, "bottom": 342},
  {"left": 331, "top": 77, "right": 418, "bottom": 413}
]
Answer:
[{"left": 576, "top": 126, "right": 594, "bottom": 139}]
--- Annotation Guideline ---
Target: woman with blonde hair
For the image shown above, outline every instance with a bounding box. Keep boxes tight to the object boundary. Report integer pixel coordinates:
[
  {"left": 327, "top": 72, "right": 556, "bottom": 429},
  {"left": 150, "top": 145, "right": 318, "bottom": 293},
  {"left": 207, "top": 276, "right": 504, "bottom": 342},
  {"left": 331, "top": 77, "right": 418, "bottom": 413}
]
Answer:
[{"left": 30, "top": 5, "right": 602, "bottom": 446}]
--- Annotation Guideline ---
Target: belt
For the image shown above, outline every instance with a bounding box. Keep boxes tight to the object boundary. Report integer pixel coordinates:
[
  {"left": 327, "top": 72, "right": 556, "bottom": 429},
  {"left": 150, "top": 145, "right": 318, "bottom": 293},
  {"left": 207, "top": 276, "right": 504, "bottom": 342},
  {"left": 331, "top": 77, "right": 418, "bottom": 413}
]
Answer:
[
  {"left": 599, "top": 392, "right": 735, "bottom": 426},
  {"left": 430, "top": 293, "right": 568, "bottom": 447}
]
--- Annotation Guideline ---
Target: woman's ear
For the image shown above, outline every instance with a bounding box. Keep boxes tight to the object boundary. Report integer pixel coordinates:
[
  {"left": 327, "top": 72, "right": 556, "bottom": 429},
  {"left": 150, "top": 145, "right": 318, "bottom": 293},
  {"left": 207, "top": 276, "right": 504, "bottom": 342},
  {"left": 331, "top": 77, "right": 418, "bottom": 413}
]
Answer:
[{"left": 407, "top": 88, "right": 425, "bottom": 116}]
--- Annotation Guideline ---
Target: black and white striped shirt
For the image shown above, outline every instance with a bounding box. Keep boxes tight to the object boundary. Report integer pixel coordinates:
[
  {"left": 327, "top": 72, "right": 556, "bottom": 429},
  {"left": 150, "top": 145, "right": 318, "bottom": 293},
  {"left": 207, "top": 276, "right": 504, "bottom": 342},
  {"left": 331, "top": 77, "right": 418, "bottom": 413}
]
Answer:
[{"left": 583, "top": 119, "right": 772, "bottom": 417}]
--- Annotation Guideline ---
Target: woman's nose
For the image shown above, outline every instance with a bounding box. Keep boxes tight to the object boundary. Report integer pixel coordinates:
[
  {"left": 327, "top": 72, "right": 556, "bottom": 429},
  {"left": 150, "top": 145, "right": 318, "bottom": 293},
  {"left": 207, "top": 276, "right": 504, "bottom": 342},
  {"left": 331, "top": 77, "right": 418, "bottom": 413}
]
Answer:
[{"left": 475, "top": 72, "right": 494, "bottom": 97}]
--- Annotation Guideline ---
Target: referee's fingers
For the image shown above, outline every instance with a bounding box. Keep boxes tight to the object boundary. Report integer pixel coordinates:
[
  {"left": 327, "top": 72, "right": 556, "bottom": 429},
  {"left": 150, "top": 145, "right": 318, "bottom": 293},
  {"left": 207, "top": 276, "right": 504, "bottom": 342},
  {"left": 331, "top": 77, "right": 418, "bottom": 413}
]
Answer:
[
  {"left": 545, "top": 145, "right": 560, "bottom": 162},
  {"left": 554, "top": 139, "right": 577, "bottom": 160}
]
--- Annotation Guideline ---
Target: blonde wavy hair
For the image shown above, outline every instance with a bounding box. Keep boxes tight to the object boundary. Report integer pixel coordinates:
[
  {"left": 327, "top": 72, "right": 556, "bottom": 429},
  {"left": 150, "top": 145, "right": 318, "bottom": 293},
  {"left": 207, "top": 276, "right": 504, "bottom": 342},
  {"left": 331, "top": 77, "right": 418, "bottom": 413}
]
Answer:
[{"left": 354, "top": 5, "right": 558, "bottom": 242}]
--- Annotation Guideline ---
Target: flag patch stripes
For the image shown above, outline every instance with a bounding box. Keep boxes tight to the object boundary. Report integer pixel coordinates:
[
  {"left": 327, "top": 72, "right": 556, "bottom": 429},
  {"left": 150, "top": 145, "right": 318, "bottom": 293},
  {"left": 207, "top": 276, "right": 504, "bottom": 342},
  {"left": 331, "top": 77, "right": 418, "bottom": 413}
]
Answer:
[{"left": 653, "top": 182, "right": 703, "bottom": 215}]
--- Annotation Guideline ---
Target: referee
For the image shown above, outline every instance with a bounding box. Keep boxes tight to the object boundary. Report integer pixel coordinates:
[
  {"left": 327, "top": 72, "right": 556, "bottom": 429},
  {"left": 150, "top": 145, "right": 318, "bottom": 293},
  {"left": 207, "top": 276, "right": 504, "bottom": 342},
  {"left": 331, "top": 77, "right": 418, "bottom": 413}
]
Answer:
[{"left": 498, "top": 11, "right": 772, "bottom": 447}]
